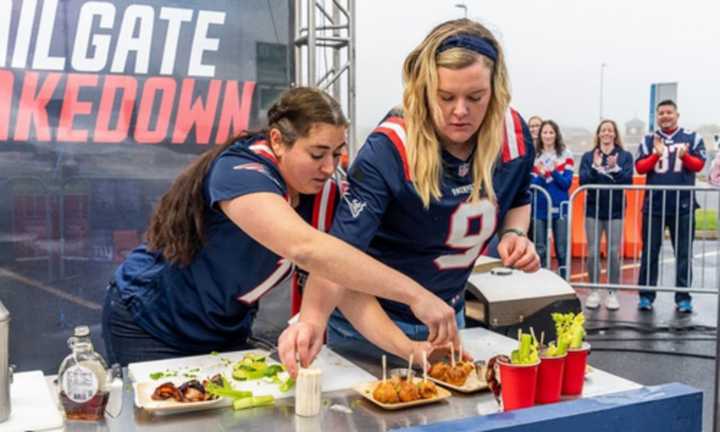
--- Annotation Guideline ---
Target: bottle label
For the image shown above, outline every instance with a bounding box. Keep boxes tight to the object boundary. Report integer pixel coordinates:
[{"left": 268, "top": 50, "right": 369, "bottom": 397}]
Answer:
[{"left": 61, "top": 364, "right": 99, "bottom": 403}]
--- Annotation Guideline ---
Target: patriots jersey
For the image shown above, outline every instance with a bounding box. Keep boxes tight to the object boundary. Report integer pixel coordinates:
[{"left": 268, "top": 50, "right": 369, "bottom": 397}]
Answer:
[
  {"left": 114, "top": 134, "right": 341, "bottom": 352},
  {"left": 637, "top": 128, "right": 706, "bottom": 215},
  {"left": 530, "top": 149, "right": 574, "bottom": 220},
  {"left": 330, "top": 108, "right": 534, "bottom": 324}
]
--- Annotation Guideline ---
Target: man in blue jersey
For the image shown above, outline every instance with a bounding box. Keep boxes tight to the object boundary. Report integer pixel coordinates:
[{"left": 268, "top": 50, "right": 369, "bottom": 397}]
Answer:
[{"left": 635, "top": 100, "right": 706, "bottom": 313}]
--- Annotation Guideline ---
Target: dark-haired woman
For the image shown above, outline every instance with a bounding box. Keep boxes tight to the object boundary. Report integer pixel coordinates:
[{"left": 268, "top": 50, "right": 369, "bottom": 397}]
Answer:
[
  {"left": 579, "top": 120, "right": 633, "bottom": 310},
  {"left": 531, "top": 120, "right": 573, "bottom": 278},
  {"left": 101, "top": 87, "right": 457, "bottom": 366}
]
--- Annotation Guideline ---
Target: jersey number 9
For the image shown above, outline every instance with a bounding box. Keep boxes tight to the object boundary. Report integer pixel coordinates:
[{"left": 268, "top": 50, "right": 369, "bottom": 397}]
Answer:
[{"left": 434, "top": 200, "right": 497, "bottom": 270}]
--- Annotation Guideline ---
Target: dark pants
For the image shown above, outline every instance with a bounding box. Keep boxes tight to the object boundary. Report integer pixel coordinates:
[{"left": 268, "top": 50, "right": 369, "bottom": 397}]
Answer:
[
  {"left": 101, "top": 282, "right": 251, "bottom": 366},
  {"left": 638, "top": 212, "right": 694, "bottom": 303},
  {"left": 533, "top": 217, "right": 568, "bottom": 278}
]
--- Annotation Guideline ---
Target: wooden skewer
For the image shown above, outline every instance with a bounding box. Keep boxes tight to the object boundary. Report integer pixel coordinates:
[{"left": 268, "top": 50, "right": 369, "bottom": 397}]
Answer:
[
  {"left": 450, "top": 342, "right": 455, "bottom": 368},
  {"left": 530, "top": 326, "right": 537, "bottom": 343},
  {"left": 540, "top": 331, "right": 545, "bottom": 348},
  {"left": 423, "top": 351, "right": 428, "bottom": 383},
  {"left": 459, "top": 344, "right": 464, "bottom": 363},
  {"left": 517, "top": 328, "right": 522, "bottom": 341},
  {"left": 407, "top": 353, "right": 414, "bottom": 381},
  {"left": 382, "top": 354, "right": 387, "bottom": 383}
]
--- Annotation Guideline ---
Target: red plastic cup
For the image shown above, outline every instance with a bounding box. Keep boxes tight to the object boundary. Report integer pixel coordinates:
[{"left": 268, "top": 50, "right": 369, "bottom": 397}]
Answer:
[
  {"left": 535, "top": 352, "right": 566, "bottom": 404},
  {"left": 562, "top": 343, "right": 591, "bottom": 396},
  {"left": 498, "top": 358, "right": 540, "bottom": 411}
]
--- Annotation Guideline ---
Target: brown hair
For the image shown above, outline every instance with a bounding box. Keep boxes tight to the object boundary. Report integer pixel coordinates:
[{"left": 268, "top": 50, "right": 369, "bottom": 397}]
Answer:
[
  {"left": 146, "top": 87, "right": 348, "bottom": 266},
  {"left": 401, "top": 18, "right": 510, "bottom": 207},
  {"left": 593, "top": 119, "right": 623, "bottom": 150},
  {"left": 535, "top": 120, "right": 566, "bottom": 157}
]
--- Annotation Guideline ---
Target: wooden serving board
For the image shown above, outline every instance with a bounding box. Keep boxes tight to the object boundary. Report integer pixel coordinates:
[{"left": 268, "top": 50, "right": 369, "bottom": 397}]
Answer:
[
  {"left": 427, "top": 371, "right": 489, "bottom": 393},
  {"left": 353, "top": 378, "right": 451, "bottom": 410}
]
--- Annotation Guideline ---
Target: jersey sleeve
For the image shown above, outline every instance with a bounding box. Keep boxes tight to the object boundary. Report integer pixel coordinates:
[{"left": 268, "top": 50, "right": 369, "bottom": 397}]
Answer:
[
  {"left": 635, "top": 135, "right": 660, "bottom": 174},
  {"left": 509, "top": 119, "right": 535, "bottom": 208},
  {"left": 690, "top": 132, "right": 707, "bottom": 158},
  {"left": 329, "top": 133, "right": 401, "bottom": 251},
  {"left": 207, "top": 154, "right": 284, "bottom": 208}
]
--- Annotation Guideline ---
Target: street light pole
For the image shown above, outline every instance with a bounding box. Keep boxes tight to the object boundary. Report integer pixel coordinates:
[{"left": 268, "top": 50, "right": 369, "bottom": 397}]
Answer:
[
  {"left": 599, "top": 62, "right": 607, "bottom": 121},
  {"left": 455, "top": 3, "right": 468, "bottom": 18}
]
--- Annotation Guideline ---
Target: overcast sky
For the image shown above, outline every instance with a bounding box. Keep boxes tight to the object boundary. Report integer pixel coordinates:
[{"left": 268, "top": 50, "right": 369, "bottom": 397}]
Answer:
[{"left": 354, "top": 0, "right": 720, "bottom": 134}]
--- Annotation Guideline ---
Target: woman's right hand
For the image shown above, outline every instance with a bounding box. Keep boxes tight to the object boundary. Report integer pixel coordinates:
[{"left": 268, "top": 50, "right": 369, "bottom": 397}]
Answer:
[
  {"left": 593, "top": 149, "right": 603, "bottom": 167},
  {"left": 409, "top": 291, "right": 458, "bottom": 347},
  {"left": 278, "top": 321, "right": 325, "bottom": 378}
]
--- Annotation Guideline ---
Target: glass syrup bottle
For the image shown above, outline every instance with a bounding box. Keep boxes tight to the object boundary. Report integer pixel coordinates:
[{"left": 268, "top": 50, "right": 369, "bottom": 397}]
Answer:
[{"left": 58, "top": 326, "right": 109, "bottom": 421}]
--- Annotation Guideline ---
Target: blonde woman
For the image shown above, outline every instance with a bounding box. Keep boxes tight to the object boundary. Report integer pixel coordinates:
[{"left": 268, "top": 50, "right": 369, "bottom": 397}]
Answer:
[{"left": 279, "top": 19, "right": 539, "bottom": 375}]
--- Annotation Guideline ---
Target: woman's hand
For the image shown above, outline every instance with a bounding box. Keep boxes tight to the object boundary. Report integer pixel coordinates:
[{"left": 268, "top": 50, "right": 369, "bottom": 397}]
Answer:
[
  {"left": 409, "top": 292, "right": 458, "bottom": 347},
  {"left": 607, "top": 154, "right": 618, "bottom": 169},
  {"left": 497, "top": 232, "right": 540, "bottom": 272},
  {"left": 278, "top": 321, "right": 325, "bottom": 378}
]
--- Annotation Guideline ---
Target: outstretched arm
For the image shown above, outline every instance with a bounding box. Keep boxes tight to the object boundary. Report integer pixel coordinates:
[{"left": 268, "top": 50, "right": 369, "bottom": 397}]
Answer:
[{"left": 221, "top": 193, "right": 453, "bottom": 329}]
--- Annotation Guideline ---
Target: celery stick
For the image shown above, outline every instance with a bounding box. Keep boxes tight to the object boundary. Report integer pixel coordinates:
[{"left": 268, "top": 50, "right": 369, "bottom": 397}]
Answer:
[{"left": 233, "top": 395, "right": 275, "bottom": 410}]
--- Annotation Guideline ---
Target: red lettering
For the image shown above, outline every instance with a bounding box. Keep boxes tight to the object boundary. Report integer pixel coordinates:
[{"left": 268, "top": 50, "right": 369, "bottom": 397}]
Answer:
[
  {"left": 94, "top": 75, "right": 137, "bottom": 143},
  {"left": 215, "top": 80, "right": 255, "bottom": 144},
  {"left": 172, "top": 79, "right": 221, "bottom": 145},
  {"left": 57, "top": 73, "right": 98, "bottom": 142},
  {"left": 0, "top": 70, "right": 13, "bottom": 140},
  {"left": 135, "top": 77, "right": 176, "bottom": 144},
  {"left": 15, "top": 71, "right": 61, "bottom": 141}
]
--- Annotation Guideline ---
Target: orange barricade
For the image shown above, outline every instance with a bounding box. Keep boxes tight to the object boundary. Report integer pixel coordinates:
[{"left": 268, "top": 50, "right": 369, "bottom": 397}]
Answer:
[{"left": 569, "top": 176, "right": 644, "bottom": 259}]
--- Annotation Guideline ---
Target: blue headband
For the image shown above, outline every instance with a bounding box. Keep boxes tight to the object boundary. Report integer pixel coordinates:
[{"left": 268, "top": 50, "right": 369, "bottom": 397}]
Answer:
[{"left": 437, "top": 34, "right": 498, "bottom": 61}]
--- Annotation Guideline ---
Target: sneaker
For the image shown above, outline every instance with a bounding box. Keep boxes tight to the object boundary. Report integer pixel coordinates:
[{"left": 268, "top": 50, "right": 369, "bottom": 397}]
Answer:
[
  {"left": 638, "top": 297, "right": 654, "bottom": 311},
  {"left": 585, "top": 291, "right": 601, "bottom": 309},
  {"left": 676, "top": 300, "right": 693, "bottom": 314},
  {"left": 605, "top": 291, "right": 620, "bottom": 311}
]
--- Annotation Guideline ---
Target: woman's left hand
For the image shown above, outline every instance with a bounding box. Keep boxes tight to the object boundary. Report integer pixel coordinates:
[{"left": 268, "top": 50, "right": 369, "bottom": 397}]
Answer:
[{"left": 497, "top": 233, "right": 540, "bottom": 272}]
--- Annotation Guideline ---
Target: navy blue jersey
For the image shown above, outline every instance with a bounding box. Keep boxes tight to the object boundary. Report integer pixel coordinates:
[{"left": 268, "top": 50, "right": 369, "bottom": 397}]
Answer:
[
  {"left": 636, "top": 128, "right": 706, "bottom": 215},
  {"left": 330, "top": 108, "right": 534, "bottom": 324},
  {"left": 114, "top": 134, "right": 340, "bottom": 352},
  {"left": 579, "top": 147, "right": 634, "bottom": 220}
]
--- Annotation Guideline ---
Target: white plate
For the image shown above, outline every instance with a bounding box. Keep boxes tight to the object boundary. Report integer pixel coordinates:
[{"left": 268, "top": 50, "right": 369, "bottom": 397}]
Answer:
[{"left": 133, "top": 382, "right": 226, "bottom": 415}]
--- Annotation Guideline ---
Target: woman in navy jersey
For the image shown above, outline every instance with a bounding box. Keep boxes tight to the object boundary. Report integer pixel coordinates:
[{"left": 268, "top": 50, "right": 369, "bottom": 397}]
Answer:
[
  {"left": 579, "top": 120, "right": 633, "bottom": 310},
  {"left": 279, "top": 19, "right": 540, "bottom": 376},
  {"left": 102, "top": 87, "right": 457, "bottom": 366}
]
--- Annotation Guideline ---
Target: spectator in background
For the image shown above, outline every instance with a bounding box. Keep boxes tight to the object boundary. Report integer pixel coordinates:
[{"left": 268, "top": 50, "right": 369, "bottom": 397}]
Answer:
[
  {"left": 709, "top": 148, "right": 720, "bottom": 187},
  {"left": 528, "top": 115, "right": 543, "bottom": 147},
  {"left": 579, "top": 120, "right": 634, "bottom": 310},
  {"left": 531, "top": 120, "right": 573, "bottom": 278},
  {"left": 635, "top": 99, "right": 706, "bottom": 313}
]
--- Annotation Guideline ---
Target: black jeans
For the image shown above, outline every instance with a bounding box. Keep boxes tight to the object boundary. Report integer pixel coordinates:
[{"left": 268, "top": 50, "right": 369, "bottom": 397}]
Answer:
[
  {"left": 101, "top": 282, "right": 251, "bottom": 366},
  {"left": 637, "top": 212, "right": 694, "bottom": 303}
]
